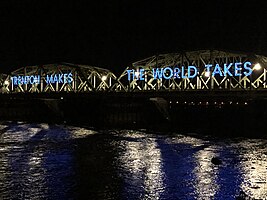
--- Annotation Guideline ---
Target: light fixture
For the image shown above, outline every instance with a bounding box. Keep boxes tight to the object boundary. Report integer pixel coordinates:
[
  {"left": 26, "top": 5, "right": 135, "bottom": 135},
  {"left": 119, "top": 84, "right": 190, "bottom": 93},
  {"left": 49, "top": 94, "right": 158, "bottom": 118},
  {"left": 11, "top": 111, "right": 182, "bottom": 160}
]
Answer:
[
  {"left": 101, "top": 76, "right": 107, "bottom": 81},
  {"left": 253, "top": 63, "right": 261, "bottom": 70},
  {"left": 204, "top": 71, "right": 210, "bottom": 77}
]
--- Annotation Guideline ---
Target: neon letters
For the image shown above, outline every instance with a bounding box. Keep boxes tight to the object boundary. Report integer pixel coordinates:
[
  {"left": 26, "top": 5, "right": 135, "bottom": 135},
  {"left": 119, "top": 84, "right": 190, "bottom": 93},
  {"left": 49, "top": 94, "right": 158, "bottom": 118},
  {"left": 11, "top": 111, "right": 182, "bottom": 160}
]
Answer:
[
  {"left": 127, "top": 62, "right": 253, "bottom": 81},
  {"left": 11, "top": 73, "right": 73, "bottom": 85}
]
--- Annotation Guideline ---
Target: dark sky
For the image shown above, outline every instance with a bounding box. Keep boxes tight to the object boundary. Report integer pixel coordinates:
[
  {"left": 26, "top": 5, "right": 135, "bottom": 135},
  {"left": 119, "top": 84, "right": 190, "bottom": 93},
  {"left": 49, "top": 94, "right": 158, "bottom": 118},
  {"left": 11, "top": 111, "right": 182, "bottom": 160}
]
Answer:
[{"left": 0, "top": 1, "right": 266, "bottom": 73}]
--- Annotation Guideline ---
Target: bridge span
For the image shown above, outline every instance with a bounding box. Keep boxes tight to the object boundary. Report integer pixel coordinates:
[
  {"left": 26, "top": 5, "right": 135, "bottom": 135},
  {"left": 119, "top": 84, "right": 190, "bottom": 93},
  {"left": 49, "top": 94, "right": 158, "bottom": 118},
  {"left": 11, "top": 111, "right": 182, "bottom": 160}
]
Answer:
[
  {"left": 1, "top": 50, "right": 267, "bottom": 136},
  {"left": 0, "top": 50, "right": 267, "bottom": 94}
]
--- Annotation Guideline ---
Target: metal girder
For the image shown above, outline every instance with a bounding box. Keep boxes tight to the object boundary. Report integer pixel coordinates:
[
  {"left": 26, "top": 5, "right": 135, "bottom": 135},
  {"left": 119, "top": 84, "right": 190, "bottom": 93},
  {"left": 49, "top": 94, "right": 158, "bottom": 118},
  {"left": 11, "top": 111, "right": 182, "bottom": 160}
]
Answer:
[
  {"left": 1, "top": 50, "right": 267, "bottom": 94},
  {"left": 3, "top": 63, "right": 118, "bottom": 93},
  {"left": 128, "top": 50, "right": 267, "bottom": 92},
  {"left": 0, "top": 74, "right": 10, "bottom": 93}
]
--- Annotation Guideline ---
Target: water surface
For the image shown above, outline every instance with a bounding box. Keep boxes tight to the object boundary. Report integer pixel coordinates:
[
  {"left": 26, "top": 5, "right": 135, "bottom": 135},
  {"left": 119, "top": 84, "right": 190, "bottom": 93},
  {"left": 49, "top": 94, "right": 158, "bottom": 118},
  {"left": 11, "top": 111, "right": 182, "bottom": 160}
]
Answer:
[{"left": 0, "top": 121, "right": 267, "bottom": 199}]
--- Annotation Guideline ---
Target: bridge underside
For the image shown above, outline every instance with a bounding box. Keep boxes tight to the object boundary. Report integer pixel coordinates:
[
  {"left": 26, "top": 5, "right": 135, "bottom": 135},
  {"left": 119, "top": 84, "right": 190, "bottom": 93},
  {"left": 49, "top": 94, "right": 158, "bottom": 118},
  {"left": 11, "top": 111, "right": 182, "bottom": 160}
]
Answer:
[{"left": 0, "top": 91, "right": 266, "bottom": 137}]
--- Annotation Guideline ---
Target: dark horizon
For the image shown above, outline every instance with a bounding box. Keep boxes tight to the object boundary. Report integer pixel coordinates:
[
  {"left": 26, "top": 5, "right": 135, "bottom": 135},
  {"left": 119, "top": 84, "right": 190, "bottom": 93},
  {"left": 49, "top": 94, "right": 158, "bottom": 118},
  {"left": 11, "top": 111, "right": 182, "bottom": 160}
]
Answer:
[{"left": 0, "top": 1, "right": 266, "bottom": 73}]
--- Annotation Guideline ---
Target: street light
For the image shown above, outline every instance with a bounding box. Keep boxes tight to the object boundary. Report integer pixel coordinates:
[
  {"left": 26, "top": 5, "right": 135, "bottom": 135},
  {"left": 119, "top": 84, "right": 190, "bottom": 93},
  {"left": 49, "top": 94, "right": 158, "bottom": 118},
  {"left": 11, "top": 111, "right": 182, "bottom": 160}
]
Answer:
[
  {"left": 253, "top": 63, "right": 261, "bottom": 70},
  {"left": 204, "top": 71, "right": 210, "bottom": 77},
  {"left": 4, "top": 80, "right": 9, "bottom": 85},
  {"left": 101, "top": 75, "right": 107, "bottom": 81}
]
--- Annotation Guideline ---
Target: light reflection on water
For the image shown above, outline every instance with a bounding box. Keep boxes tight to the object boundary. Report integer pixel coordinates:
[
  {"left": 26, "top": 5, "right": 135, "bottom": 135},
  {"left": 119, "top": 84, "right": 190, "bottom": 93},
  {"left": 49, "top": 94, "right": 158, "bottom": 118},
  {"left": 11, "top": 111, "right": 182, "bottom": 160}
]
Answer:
[
  {"left": 0, "top": 122, "right": 267, "bottom": 199},
  {"left": 116, "top": 131, "right": 164, "bottom": 199},
  {"left": 194, "top": 146, "right": 219, "bottom": 199},
  {"left": 238, "top": 139, "right": 267, "bottom": 198}
]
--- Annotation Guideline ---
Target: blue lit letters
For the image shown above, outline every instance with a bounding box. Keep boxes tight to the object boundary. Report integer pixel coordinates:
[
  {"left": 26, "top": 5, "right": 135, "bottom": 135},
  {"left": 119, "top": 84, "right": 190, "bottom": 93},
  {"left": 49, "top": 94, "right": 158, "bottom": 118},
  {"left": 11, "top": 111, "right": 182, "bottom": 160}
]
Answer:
[
  {"left": 11, "top": 73, "right": 73, "bottom": 85},
  {"left": 126, "top": 62, "right": 253, "bottom": 81}
]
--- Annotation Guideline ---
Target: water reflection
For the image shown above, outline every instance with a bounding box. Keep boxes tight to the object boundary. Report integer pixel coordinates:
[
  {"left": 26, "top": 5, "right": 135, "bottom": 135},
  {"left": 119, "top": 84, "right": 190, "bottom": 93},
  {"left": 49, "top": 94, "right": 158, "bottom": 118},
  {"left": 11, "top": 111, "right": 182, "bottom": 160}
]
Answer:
[
  {"left": 0, "top": 122, "right": 77, "bottom": 199},
  {"left": 238, "top": 139, "right": 267, "bottom": 198},
  {"left": 194, "top": 146, "right": 219, "bottom": 199},
  {"left": 117, "top": 131, "right": 164, "bottom": 199},
  {"left": 0, "top": 122, "right": 267, "bottom": 199}
]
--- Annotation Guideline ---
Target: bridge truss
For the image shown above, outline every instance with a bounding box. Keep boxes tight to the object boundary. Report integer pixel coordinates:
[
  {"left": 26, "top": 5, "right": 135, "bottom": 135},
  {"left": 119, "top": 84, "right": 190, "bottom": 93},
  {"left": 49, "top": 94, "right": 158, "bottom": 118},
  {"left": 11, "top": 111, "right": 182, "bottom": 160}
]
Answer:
[
  {"left": 0, "top": 63, "right": 125, "bottom": 93},
  {"left": 0, "top": 50, "right": 267, "bottom": 94},
  {"left": 127, "top": 50, "right": 267, "bottom": 92}
]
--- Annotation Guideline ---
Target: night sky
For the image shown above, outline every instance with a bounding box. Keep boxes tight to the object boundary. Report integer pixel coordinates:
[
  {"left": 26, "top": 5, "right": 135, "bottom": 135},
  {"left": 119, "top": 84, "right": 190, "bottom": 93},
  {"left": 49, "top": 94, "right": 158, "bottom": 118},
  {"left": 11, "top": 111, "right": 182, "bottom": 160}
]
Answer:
[{"left": 0, "top": 1, "right": 266, "bottom": 73}]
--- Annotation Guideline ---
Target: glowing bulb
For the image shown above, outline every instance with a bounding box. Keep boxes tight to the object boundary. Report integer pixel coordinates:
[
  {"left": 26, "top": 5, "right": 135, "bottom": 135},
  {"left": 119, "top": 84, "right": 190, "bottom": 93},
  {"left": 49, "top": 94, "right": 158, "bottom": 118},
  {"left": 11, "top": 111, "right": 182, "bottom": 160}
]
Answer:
[
  {"left": 4, "top": 80, "right": 9, "bottom": 85},
  {"left": 253, "top": 63, "right": 261, "bottom": 70},
  {"left": 204, "top": 71, "right": 210, "bottom": 77},
  {"left": 101, "top": 76, "right": 107, "bottom": 81}
]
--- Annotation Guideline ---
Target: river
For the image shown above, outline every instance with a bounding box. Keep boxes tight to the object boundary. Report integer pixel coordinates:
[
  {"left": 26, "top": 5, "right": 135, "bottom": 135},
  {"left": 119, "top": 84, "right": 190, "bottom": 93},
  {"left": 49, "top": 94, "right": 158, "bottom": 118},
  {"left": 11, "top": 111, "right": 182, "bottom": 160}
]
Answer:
[{"left": 0, "top": 121, "right": 267, "bottom": 199}]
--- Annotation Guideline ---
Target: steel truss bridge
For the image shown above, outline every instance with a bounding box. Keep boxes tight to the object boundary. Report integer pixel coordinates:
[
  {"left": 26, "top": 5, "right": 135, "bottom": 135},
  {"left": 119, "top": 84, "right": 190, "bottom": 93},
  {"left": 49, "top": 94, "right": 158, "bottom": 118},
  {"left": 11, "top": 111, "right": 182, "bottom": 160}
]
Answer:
[{"left": 0, "top": 50, "right": 267, "bottom": 94}]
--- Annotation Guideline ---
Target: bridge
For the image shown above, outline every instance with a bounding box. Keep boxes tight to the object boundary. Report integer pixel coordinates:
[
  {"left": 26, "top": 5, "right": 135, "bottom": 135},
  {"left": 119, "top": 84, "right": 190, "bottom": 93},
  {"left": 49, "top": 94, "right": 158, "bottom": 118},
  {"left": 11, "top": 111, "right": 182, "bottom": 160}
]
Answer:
[
  {"left": 0, "top": 50, "right": 267, "bottom": 135},
  {"left": 0, "top": 50, "right": 267, "bottom": 94}
]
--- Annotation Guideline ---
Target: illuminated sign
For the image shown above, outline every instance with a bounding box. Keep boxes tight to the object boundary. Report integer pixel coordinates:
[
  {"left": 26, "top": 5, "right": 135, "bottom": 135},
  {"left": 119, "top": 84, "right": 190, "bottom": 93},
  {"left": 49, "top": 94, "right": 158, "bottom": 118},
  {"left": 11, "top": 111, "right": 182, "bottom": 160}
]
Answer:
[
  {"left": 127, "top": 62, "right": 253, "bottom": 80},
  {"left": 11, "top": 73, "right": 73, "bottom": 85}
]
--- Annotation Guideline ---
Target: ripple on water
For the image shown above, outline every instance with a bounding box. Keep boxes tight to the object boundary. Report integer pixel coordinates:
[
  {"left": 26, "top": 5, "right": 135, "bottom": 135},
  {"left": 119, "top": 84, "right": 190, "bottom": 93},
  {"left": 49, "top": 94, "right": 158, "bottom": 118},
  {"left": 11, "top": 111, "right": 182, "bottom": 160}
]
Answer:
[{"left": 0, "top": 123, "right": 267, "bottom": 199}]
